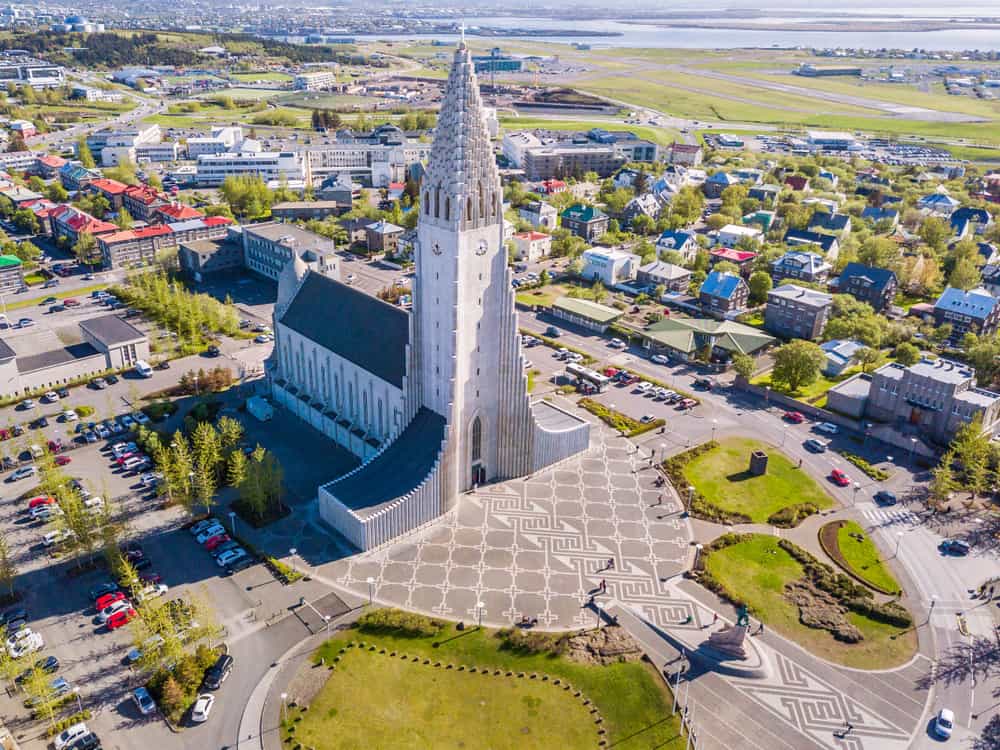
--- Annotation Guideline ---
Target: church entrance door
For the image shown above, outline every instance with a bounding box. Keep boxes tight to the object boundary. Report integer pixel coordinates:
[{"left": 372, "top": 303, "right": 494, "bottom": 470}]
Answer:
[{"left": 471, "top": 463, "right": 486, "bottom": 486}]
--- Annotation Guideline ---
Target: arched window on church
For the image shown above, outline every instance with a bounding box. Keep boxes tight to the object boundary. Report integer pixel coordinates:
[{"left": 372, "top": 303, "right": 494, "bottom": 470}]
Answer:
[
  {"left": 378, "top": 399, "right": 384, "bottom": 437},
  {"left": 362, "top": 391, "right": 369, "bottom": 428},
  {"left": 444, "top": 196, "right": 450, "bottom": 221},
  {"left": 434, "top": 188, "right": 440, "bottom": 218},
  {"left": 471, "top": 417, "right": 482, "bottom": 462},
  {"left": 478, "top": 182, "right": 484, "bottom": 221},
  {"left": 424, "top": 192, "right": 430, "bottom": 214},
  {"left": 466, "top": 196, "right": 473, "bottom": 222}
]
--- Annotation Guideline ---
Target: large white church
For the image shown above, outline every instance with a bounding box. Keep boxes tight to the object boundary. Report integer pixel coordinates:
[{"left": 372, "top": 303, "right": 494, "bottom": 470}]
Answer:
[{"left": 267, "top": 42, "right": 590, "bottom": 551}]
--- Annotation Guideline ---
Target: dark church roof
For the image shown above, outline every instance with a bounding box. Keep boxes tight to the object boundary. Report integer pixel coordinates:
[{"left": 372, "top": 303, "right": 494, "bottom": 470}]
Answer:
[
  {"left": 279, "top": 273, "right": 409, "bottom": 388},
  {"left": 323, "top": 407, "right": 445, "bottom": 518}
]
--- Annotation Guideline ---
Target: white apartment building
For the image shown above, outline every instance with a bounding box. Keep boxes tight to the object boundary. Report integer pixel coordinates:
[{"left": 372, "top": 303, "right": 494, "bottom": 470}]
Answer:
[
  {"left": 716, "top": 224, "right": 762, "bottom": 249},
  {"left": 0, "top": 58, "right": 64, "bottom": 89},
  {"left": 581, "top": 247, "right": 642, "bottom": 287},
  {"left": 293, "top": 70, "right": 338, "bottom": 91},
  {"left": 136, "top": 142, "right": 182, "bottom": 163},
  {"left": 501, "top": 131, "right": 542, "bottom": 168},
  {"left": 305, "top": 142, "right": 430, "bottom": 188},
  {"left": 186, "top": 126, "right": 244, "bottom": 158},
  {"left": 71, "top": 85, "right": 124, "bottom": 103},
  {"left": 86, "top": 124, "right": 162, "bottom": 167},
  {"left": 195, "top": 150, "right": 307, "bottom": 187}
]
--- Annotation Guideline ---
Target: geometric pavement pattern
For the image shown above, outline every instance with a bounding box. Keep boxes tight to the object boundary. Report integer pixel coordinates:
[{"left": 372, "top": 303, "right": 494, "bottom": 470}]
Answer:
[
  {"left": 723, "top": 652, "right": 913, "bottom": 750},
  {"left": 328, "top": 419, "right": 691, "bottom": 630}
]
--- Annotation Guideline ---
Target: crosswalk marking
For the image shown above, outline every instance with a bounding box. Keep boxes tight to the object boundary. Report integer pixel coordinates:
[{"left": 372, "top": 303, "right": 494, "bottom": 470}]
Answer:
[{"left": 861, "top": 507, "right": 919, "bottom": 526}]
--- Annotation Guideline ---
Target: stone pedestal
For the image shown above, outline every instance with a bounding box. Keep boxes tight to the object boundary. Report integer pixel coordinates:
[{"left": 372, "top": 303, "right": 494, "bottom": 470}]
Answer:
[
  {"left": 749, "top": 450, "right": 768, "bottom": 476},
  {"left": 705, "top": 623, "right": 749, "bottom": 659}
]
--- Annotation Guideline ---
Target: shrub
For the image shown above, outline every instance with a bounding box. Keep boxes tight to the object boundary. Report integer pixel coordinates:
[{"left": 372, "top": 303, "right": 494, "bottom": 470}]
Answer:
[
  {"left": 838, "top": 451, "right": 890, "bottom": 481},
  {"left": 495, "top": 627, "right": 569, "bottom": 656},
  {"left": 147, "top": 646, "right": 223, "bottom": 723},
  {"left": 356, "top": 609, "right": 443, "bottom": 639},
  {"left": 45, "top": 710, "right": 93, "bottom": 737},
  {"left": 74, "top": 405, "right": 95, "bottom": 418},
  {"left": 767, "top": 502, "right": 820, "bottom": 528},
  {"left": 578, "top": 398, "right": 665, "bottom": 437},
  {"left": 143, "top": 400, "right": 178, "bottom": 422}
]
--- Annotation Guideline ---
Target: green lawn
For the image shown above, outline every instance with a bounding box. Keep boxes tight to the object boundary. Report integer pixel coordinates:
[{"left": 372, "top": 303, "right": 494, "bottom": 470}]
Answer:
[
  {"left": 499, "top": 116, "right": 683, "bottom": 147},
  {"left": 835, "top": 520, "right": 902, "bottom": 594},
  {"left": 704, "top": 535, "right": 917, "bottom": 669},
  {"left": 682, "top": 437, "right": 833, "bottom": 522},
  {"left": 750, "top": 358, "right": 889, "bottom": 404},
  {"left": 515, "top": 285, "right": 566, "bottom": 309},
  {"left": 307, "top": 622, "right": 684, "bottom": 750},
  {"left": 229, "top": 71, "right": 292, "bottom": 82},
  {"left": 4, "top": 284, "right": 110, "bottom": 312},
  {"left": 286, "top": 647, "right": 596, "bottom": 749}
]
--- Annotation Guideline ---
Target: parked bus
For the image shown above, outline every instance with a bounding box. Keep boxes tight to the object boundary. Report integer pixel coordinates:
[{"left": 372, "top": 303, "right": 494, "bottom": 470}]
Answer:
[{"left": 565, "top": 362, "right": 611, "bottom": 393}]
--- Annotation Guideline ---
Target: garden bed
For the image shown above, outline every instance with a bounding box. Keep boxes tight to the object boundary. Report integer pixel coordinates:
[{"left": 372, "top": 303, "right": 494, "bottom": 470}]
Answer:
[
  {"left": 818, "top": 520, "right": 901, "bottom": 595},
  {"left": 578, "top": 397, "right": 665, "bottom": 437}
]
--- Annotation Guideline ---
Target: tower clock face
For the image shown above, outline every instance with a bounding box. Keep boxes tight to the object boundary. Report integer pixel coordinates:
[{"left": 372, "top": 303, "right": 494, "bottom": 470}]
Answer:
[
  {"left": 475, "top": 240, "right": 488, "bottom": 256},
  {"left": 431, "top": 242, "right": 442, "bottom": 256}
]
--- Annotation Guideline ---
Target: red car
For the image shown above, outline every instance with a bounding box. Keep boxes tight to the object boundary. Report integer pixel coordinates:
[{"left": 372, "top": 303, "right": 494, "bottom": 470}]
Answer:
[
  {"left": 55, "top": 456, "right": 72, "bottom": 466},
  {"left": 116, "top": 452, "right": 137, "bottom": 465},
  {"left": 829, "top": 469, "right": 850, "bottom": 487},
  {"left": 783, "top": 411, "right": 805, "bottom": 424},
  {"left": 28, "top": 495, "right": 55, "bottom": 509},
  {"left": 47, "top": 440, "right": 63, "bottom": 453},
  {"left": 95, "top": 591, "right": 126, "bottom": 610},
  {"left": 107, "top": 608, "right": 137, "bottom": 630},
  {"left": 203, "top": 534, "right": 230, "bottom": 551}
]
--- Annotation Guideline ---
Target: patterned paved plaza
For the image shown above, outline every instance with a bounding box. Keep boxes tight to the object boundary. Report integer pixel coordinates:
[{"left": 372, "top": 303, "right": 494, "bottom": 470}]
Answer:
[{"left": 327, "top": 418, "right": 692, "bottom": 629}]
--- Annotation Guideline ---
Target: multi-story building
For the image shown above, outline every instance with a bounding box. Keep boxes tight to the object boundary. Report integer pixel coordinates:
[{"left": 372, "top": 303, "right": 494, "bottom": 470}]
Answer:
[
  {"left": 700, "top": 271, "right": 749, "bottom": 317},
  {"left": 87, "top": 178, "right": 129, "bottom": 211},
  {"left": 96, "top": 217, "right": 233, "bottom": 269},
  {"left": 836, "top": 263, "right": 897, "bottom": 313},
  {"left": 242, "top": 222, "right": 338, "bottom": 281},
  {"left": 305, "top": 139, "right": 430, "bottom": 188},
  {"left": 186, "top": 126, "right": 244, "bottom": 157},
  {"left": 933, "top": 286, "right": 1000, "bottom": 339},
  {"left": 179, "top": 236, "right": 245, "bottom": 281},
  {"left": 765, "top": 284, "right": 832, "bottom": 340},
  {"left": 71, "top": 85, "right": 124, "bottom": 103},
  {"left": 501, "top": 131, "right": 542, "bottom": 168},
  {"left": 581, "top": 248, "right": 641, "bottom": 286},
  {"left": 0, "top": 151, "right": 41, "bottom": 172},
  {"left": 828, "top": 358, "right": 1000, "bottom": 444},
  {"left": 636, "top": 261, "right": 691, "bottom": 293},
  {"left": 667, "top": 142, "right": 703, "bottom": 167},
  {"left": 716, "top": 224, "right": 762, "bottom": 249},
  {"left": 85, "top": 124, "right": 162, "bottom": 167},
  {"left": 0, "top": 254, "right": 23, "bottom": 293},
  {"left": 511, "top": 231, "right": 552, "bottom": 262},
  {"left": 560, "top": 204, "right": 609, "bottom": 242},
  {"left": 472, "top": 48, "right": 522, "bottom": 74},
  {"left": 195, "top": 151, "right": 307, "bottom": 188},
  {"left": 517, "top": 201, "right": 557, "bottom": 230},
  {"left": 121, "top": 184, "right": 169, "bottom": 222},
  {"left": 521, "top": 143, "right": 625, "bottom": 181},
  {"left": 0, "top": 57, "right": 64, "bottom": 88},
  {"left": 770, "top": 250, "right": 833, "bottom": 284},
  {"left": 136, "top": 142, "right": 182, "bottom": 162},
  {"left": 48, "top": 205, "right": 116, "bottom": 244},
  {"left": 293, "top": 70, "right": 338, "bottom": 90},
  {"left": 58, "top": 162, "right": 101, "bottom": 191}
]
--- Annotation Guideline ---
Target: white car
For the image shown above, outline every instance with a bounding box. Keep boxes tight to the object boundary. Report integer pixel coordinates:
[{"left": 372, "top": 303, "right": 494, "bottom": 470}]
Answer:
[
  {"left": 43, "top": 391, "right": 59, "bottom": 403},
  {"left": 8, "top": 631, "right": 43, "bottom": 658},
  {"left": 137, "top": 583, "right": 168, "bottom": 602},
  {"left": 21, "top": 399, "right": 35, "bottom": 409},
  {"left": 190, "top": 518, "right": 219, "bottom": 537},
  {"left": 61, "top": 410, "right": 79, "bottom": 422},
  {"left": 651, "top": 354, "right": 670, "bottom": 365},
  {"left": 141, "top": 472, "right": 163, "bottom": 488},
  {"left": 816, "top": 422, "right": 839, "bottom": 435},
  {"left": 635, "top": 382, "right": 653, "bottom": 393},
  {"left": 53, "top": 721, "right": 89, "bottom": 750},
  {"left": 608, "top": 338, "right": 626, "bottom": 349},
  {"left": 216, "top": 548, "right": 248, "bottom": 567},
  {"left": 32, "top": 504, "right": 64, "bottom": 521},
  {"left": 191, "top": 693, "right": 214, "bottom": 723},
  {"left": 132, "top": 411, "right": 150, "bottom": 426},
  {"left": 42, "top": 529, "right": 72, "bottom": 547},
  {"left": 123, "top": 456, "right": 149, "bottom": 472},
  {"left": 934, "top": 708, "right": 954, "bottom": 739},
  {"left": 97, "top": 599, "right": 131, "bottom": 623},
  {"left": 6, "top": 626, "right": 35, "bottom": 651},
  {"left": 196, "top": 525, "right": 226, "bottom": 544}
]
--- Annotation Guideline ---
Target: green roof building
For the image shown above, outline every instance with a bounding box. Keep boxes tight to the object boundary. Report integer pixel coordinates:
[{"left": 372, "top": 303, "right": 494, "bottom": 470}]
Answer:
[
  {"left": 552, "top": 296, "right": 623, "bottom": 333},
  {"left": 0, "top": 254, "right": 23, "bottom": 294},
  {"left": 560, "top": 204, "right": 609, "bottom": 242},
  {"left": 643, "top": 317, "right": 774, "bottom": 362}
]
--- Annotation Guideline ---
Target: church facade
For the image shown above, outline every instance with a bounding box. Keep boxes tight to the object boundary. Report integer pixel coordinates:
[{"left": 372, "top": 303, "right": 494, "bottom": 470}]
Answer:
[{"left": 268, "top": 43, "right": 589, "bottom": 551}]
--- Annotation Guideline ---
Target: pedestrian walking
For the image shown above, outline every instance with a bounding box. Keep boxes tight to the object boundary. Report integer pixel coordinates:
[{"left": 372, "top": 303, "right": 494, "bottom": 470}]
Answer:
[
  {"left": 601, "top": 578, "right": 607, "bottom": 593},
  {"left": 844, "top": 722, "right": 854, "bottom": 736},
  {"left": 712, "top": 613, "right": 718, "bottom": 625},
  {"left": 608, "top": 558, "right": 615, "bottom": 570},
  {"left": 798, "top": 457, "right": 803, "bottom": 468},
  {"left": 657, "top": 494, "right": 663, "bottom": 506},
  {"left": 757, "top": 622, "right": 765, "bottom": 635}
]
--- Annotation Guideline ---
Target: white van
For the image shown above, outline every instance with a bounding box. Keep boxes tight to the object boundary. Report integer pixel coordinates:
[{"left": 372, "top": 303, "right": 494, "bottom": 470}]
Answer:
[
  {"left": 29, "top": 444, "right": 44, "bottom": 459},
  {"left": 134, "top": 361, "right": 153, "bottom": 378}
]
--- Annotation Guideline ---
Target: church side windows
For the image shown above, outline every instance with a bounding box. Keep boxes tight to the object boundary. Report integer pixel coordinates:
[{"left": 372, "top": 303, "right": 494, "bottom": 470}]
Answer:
[
  {"left": 471, "top": 417, "right": 482, "bottom": 462},
  {"left": 363, "top": 392, "right": 369, "bottom": 428},
  {"left": 434, "top": 188, "right": 440, "bottom": 218},
  {"left": 444, "top": 197, "right": 450, "bottom": 221}
]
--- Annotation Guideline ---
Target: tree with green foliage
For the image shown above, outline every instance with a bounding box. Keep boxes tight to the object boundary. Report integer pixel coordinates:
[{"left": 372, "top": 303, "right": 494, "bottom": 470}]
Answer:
[
  {"left": 857, "top": 236, "right": 900, "bottom": 271},
  {"left": 893, "top": 341, "right": 921, "bottom": 367},
  {"left": 747, "top": 271, "right": 772, "bottom": 305},
  {"left": 114, "top": 208, "right": 134, "bottom": 230},
  {"left": 45, "top": 182, "right": 68, "bottom": 203},
  {"left": 76, "top": 137, "right": 96, "bottom": 168},
  {"left": 771, "top": 340, "right": 825, "bottom": 392},
  {"left": 919, "top": 215, "right": 949, "bottom": 250},
  {"left": 72, "top": 232, "right": 100, "bottom": 266},
  {"left": 856, "top": 346, "right": 881, "bottom": 373},
  {"left": 732, "top": 353, "right": 755, "bottom": 380},
  {"left": 0, "top": 534, "right": 16, "bottom": 598},
  {"left": 227, "top": 449, "right": 247, "bottom": 489},
  {"left": 948, "top": 257, "right": 981, "bottom": 291},
  {"left": 219, "top": 174, "right": 274, "bottom": 219},
  {"left": 951, "top": 416, "right": 991, "bottom": 498}
]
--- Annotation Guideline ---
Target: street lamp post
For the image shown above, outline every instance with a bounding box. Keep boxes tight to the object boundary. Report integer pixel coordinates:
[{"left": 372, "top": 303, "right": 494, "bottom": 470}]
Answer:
[
  {"left": 895, "top": 531, "right": 904, "bottom": 557},
  {"left": 280, "top": 692, "right": 288, "bottom": 723},
  {"left": 324, "top": 614, "right": 331, "bottom": 634},
  {"left": 366, "top": 576, "right": 375, "bottom": 606},
  {"left": 711, "top": 419, "right": 717, "bottom": 442},
  {"left": 852, "top": 482, "right": 860, "bottom": 506},
  {"left": 693, "top": 543, "right": 704, "bottom": 570},
  {"left": 686, "top": 485, "right": 695, "bottom": 514},
  {"left": 476, "top": 600, "right": 485, "bottom": 629},
  {"left": 72, "top": 687, "right": 82, "bottom": 713},
  {"left": 288, "top": 547, "right": 297, "bottom": 577},
  {"left": 229, "top": 510, "right": 237, "bottom": 539}
]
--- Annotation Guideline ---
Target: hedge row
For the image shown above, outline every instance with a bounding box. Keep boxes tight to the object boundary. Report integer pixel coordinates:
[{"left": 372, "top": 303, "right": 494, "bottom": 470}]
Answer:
[
  {"left": 578, "top": 398, "right": 665, "bottom": 437},
  {"left": 661, "top": 442, "right": 752, "bottom": 526},
  {"left": 767, "top": 502, "right": 820, "bottom": 528},
  {"left": 357, "top": 609, "right": 443, "bottom": 639},
  {"left": 818, "top": 521, "right": 901, "bottom": 596},
  {"left": 45, "top": 710, "right": 93, "bottom": 737},
  {"left": 838, "top": 451, "right": 890, "bottom": 481}
]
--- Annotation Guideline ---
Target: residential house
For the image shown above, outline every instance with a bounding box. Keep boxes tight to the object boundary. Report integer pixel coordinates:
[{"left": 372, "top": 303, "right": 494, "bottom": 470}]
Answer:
[
  {"left": 87, "top": 178, "right": 129, "bottom": 210},
  {"left": 784, "top": 229, "right": 840, "bottom": 256},
  {"left": 699, "top": 271, "right": 749, "bottom": 317},
  {"left": 742, "top": 209, "right": 776, "bottom": 232},
  {"left": 97, "top": 225, "right": 174, "bottom": 269},
  {"left": 667, "top": 142, "right": 703, "bottom": 166},
  {"left": 732, "top": 168, "right": 763, "bottom": 186},
  {"left": 154, "top": 202, "right": 204, "bottom": 224},
  {"left": 933, "top": 286, "right": 1000, "bottom": 339},
  {"left": 561, "top": 204, "right": 609, "bottom": 243},
  {"left": 642, "top": 317, "right": 774, "bottom": 363},
  {"left": 34, "top": 154, "right": 67, "bottom": 179},
  {"left": 748, "top": 184, "right": 780, "bottom": 204},
  {"left": 836, "top": 263, "right": 898, "bottom": 313},
  {"left": 709, "top": 247, "right": 757, "bottom": 277},
  {"left": 818, "top": 169, "right": 839, "bottom": 188},
  {"left": 621, "top": 194, "right": 662, "bottom": 227},
  {"left": 539, "top": 179, "right": 568, "bottom": 195},
  {"left": 861, "top": 206, "right": 899, "bottom": 230},
  {"left": 518, "top": 200, "right": 557, "bottom": 230},
  {"left": 703, "top": 171, "right": 738, "bottom": 199},
  {"left": 950, "top": 207, "right": 991, "bottom": 241},
  {"left": 271, "top": 201, "right": 347, "bottom": 221},
  {"left": 581, "top": 247, "right": 641, "bottom": 286},
  {"left": 820, "top": 339, "right": 865, "bottom": 376},
  {"left": 980, "top": 264, "right": 1000, "bottom": 297},
  {"left": 59, "top": 162, "right": 100, "bottom": 191},
  {"left": 315, "top": 173, "right": 358, "bottom": 205},
  {"left": 770, "top": 250, "right": 832, "bottom": 284},
  {"left": 365, "top": 220, "right": 404, "bottom": 254},
  {"left": 656, "top": 230, "right": 698, "bottom": 263},
  {"left": 716, "top": 224, "right": 762, "bottom": 249},
  {"left": 807, "top": 211, "right": 852, "bottom": 238},
  {"left": 918, "top": 191, "right": 961, "bottom": 216},
  {"left": 511, "top": 231, "right": 552, "bottom": 262},
  {"left": 122, "top": 184, "right": 168, "bottom": 221},
  {"left": 785, "top": 175, "right": 810, "bottom": 192},
  {"left": 0, "top": 254, "right": 23, "bottom": 293},
  {"left": 48, "top": 205, "right": 116, "bottom": 245},
  {"left": 636, "top": 261, "right": 691, "bottom": 294},
  {"left": 551, "top": 297, "right": 623, "bottom": 334},
  {"left": 765, "top": 284, "right": 832, "bottom": 340},
  {"left": 340, "top": 217, "right": 376, "bottom": 245}
]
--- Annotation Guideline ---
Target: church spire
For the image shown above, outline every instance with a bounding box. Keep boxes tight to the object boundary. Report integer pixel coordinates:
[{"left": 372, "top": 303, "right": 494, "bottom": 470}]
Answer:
[{"left": 421, "top": 42, "right": 501, "bottom": 231}]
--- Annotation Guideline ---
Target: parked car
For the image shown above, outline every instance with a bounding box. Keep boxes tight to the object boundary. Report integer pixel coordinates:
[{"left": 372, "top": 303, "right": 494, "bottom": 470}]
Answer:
[
  {"left": 216, "top": 548, "right": 247, "bottom": 567},
  {"left": 544, "top": 326, "right": 561, "bottom": 338},
  {"left": 693, "top": 378, "right": 713, "bottom": 390},
  {"left": 62, "top": 410, "right": 79, "bottom": 422},
  {"left": 190, "top": 518, "right": 219, "bottom": 537},
  {"left": 95, "top": 591, "right": 126, "bottom": 611},
  {"left": 97, "top": 600, "right": 132, "bottom": 624},
  {"left": 939, "top": 539, "right": 971, "bottom": 556},
  {"left": 195, "top": 525, "right": 226, "bottom": 544},
  {"left": 829, "top": 469, "right": 850, "bottom": 487},
  {"left": 56, "top": 387, "right": 70, "bottom": 398},
  {"left": 210, "top": 540, "right": 241, "bottom": 558},
  {"left": 90, "top": 378, "right": 107, "bottom": 390},
  {"left": 203, "top": 534, "right": 230, "bottom": 551},
  {"left": 783, "top": 411, "right": 805, "bottom": 424},
  {"left": 43, "top": 391, "right": 59, "bottom": 403},
  {"left": 55, "top": 455, "right": 72, "bottom": 466},
  {"left": 202, "top": 653, "right": 234, "bottom": 690},
  {"left": 132, "top": 411, "right": 150, "bottom": 426},
  {"left": 191, "top": 693, "right": 214, "bottom": 722},
  {"left": 206, "top": 345, "right": 220, "bottom": 357},
  {"left": 15, "top": 655, "right": 59, "bottom": 685},
  {"left": 815, "top": 422, "right": 839, "bottom": 435},
  {"left": 107, "top": 607, "right": 137, "bottom": 630},
  {"left": 28, "top": 495, "right": 55, "bottom": 510},
  {"left": 8, "top": 631, "right": 43, "bottom": 658},
  {"left": 650, "top": 354, "right": 670, "bottom": 365},
  {"left": 54, "top": 721, "right": 90, "bottom": 750},
  {"left": 7, "top": 465, "right": 37, "bottom": 482},
  {"left": 133, "top": 686, "right": 156, "bottom": 715},
  {"left": 89, "top": 582, "right": 118, "bottom": 601},
  {"left": 105, "top": 374, "right": 119, "bottom": 385},
  {"left": 933, "top": 708, "right": 954, "bottom": 739},
  {"left": 68, "top": 733, "right": 101, "bottom": 750}
]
